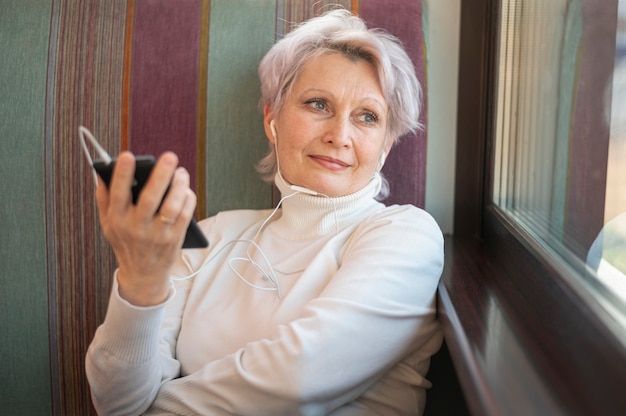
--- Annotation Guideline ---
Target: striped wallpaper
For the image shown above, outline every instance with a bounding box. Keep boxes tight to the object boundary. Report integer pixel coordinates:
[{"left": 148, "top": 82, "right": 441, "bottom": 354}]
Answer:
[{"left": 1, "top": 1, "right": 426, "bottom": 414}]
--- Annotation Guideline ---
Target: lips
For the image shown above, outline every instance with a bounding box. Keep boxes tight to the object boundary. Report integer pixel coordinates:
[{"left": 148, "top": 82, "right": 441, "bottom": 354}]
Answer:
[{"left": 309, "top": 155, "right": 350, "bottom": 170}]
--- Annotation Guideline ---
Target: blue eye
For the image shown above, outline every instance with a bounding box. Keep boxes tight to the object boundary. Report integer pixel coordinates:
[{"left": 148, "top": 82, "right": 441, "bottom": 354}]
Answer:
[
  {"left": 305, "top": 98, "right": 327, "bottom": 111},
  {"left": 360, "top": 111, "right": 379, "bottom": 124}
]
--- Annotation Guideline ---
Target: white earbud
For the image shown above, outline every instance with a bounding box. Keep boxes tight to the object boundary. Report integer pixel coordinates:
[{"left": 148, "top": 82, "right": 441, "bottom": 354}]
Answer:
[{"left": 270, "top": 120, "right": 277, "bottom": 140}]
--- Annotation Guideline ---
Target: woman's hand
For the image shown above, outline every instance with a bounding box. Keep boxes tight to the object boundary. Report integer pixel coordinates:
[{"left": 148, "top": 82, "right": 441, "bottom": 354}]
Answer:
[{"left": 95, "top": 151, "right": 197, "bottom": 306}]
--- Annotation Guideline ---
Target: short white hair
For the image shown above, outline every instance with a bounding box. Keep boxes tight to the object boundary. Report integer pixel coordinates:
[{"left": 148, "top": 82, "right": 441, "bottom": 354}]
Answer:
[{"left": 256, "top": 9, "right": 422, "bottom": 197}]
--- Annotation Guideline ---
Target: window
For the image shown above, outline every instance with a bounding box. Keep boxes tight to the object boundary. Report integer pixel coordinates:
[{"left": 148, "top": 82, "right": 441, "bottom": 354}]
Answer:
[
  {"left": 442, "top": 0, "right": 626, "bottom": 412},
  {"left": 491, "top": 0, "right": 626, "bottom": 335}
]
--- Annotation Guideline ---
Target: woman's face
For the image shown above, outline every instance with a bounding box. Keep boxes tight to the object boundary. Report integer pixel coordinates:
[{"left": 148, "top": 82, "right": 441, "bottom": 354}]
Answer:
[{"left": 265, "top": 52, "right": 391, "bottom": 197}]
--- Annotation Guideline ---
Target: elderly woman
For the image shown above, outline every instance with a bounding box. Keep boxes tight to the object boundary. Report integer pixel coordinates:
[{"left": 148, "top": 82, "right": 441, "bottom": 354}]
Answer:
[{"left": 86, "top": 9, "right": 443, "bottom": 416}]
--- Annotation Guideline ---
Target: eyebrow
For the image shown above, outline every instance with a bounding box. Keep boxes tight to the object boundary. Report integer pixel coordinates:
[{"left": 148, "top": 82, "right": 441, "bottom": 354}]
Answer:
[{"left": 299, "top": 88, "right": 388, "bottom": 114}]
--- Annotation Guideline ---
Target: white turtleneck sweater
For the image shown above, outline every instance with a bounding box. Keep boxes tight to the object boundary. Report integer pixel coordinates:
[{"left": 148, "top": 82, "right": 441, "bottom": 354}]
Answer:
[{"left": 86, "top": 174, "right": 444, "bottom": 416}]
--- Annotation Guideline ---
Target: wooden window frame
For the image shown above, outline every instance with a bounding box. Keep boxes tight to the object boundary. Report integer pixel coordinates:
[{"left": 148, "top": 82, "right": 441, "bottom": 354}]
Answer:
[{"left": 438, "top": 0, "right": 626, "bottom": 414}]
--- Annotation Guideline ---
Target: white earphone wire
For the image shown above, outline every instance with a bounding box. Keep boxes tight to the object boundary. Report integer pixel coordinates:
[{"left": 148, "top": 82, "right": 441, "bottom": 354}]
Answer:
[
  {"left": 78, "top": 126, "right": 112, "bottom": 185},
  {"left": 170, "top": 121, "right": 344, "bottom": 297}
]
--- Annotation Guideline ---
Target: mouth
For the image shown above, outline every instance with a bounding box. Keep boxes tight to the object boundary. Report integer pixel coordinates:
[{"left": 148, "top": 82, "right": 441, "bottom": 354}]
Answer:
[{"left": 309, "top": 155, "right": 350, "bottom": 170}]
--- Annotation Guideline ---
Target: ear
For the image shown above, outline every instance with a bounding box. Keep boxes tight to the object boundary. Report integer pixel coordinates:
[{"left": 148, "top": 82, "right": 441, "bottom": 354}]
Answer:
[{"left": 263, "top": 104, "right": 276, "bottom": 144}]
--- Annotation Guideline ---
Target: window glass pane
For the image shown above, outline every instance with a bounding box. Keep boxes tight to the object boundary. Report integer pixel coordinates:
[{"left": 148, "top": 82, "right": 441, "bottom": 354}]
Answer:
[
  {"left": 600, "top": 3, "right": 626, "bottom": 301},
  {"left": 492, "top": 0, "right": 626, "bottom": 329}
]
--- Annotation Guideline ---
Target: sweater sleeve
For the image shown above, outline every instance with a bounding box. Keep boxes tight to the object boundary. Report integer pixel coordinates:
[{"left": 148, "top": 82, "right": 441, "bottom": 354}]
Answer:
[
  {"left": 148, "top": 206, "right": 444, "bottom": 415},
  {"left": 85, "top": 272, "right": 191, "bottom": 416}
]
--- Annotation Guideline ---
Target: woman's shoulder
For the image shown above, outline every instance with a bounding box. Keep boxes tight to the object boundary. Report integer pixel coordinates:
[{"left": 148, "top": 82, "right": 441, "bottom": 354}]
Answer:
[
  {"left": 344, "top": 203, "right": 444, "bottom": 293},
  {"left": 368, "top": 203, "right": 442, "bottom": 235},
  {"left": 350, "top": 203, "right": 444, "bottom": 257}
]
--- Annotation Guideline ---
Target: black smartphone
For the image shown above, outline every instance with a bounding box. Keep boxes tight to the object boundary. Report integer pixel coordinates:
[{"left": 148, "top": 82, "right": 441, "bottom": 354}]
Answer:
[{"left": 93, "top": 156, "right": 209, "bottom": 249}]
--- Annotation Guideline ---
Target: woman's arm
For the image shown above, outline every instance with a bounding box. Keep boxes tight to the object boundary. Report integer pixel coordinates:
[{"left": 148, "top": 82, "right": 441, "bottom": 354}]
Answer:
[
  {"left": 85, "top": 275, "right": 192, "bottom": 415},
  {"left": 148, "top": 206, "right": 444, "bottom": 415},
  {"left": 85, "top": 150, "right": 198, "bottom": 414}
]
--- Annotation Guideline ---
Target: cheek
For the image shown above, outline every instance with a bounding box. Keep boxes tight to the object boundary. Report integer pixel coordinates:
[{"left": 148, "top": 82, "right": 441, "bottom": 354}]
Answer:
[
  {"left": 357, "top": 130, "right": 389, "bottom": 167},
  {"left": 358, "top": 147, "right": 383, "bottom": 170},
  {"left": 283, "top": 125, "right": 313, "bottom": 152}
]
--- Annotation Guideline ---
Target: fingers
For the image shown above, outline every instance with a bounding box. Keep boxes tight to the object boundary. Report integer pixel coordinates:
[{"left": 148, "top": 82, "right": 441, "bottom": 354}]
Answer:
[
  {"left": 156, "top": 167, "right": 195, "bottom": 227},
  {"left": 106, "top": 151, "right": 176, "bottom": 223},
  {"left": 107, "top": 152, "right": 136, "bottom": 216},
  {"left": 97, "top": 150, "right": 196, "bottom": 240},
  {"left": 94, "top": 151, "right": 197, "bottom": 306},
  {"left": 158, "top": 186, "right": 198, "bottom": 248},
  {"left": 95, "top": 176, "right": 110, "bottom": 219},
  {"left": 136, "top": 152, "right": 179, "bottom": 220}
]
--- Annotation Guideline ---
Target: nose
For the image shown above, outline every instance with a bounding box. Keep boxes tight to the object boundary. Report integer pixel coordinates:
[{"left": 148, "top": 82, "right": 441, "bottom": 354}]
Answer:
[{"left": 324, "top": 117, "right": 352, "bottom": 148}]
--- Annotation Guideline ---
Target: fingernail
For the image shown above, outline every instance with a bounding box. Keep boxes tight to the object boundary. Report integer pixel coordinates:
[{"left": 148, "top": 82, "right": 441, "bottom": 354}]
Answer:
[
  {"left": 162, "top": 152, "right": 178, "bottom": 167},
  {"left": 117, "top": 152, "right": 134, "bottom": 168}
]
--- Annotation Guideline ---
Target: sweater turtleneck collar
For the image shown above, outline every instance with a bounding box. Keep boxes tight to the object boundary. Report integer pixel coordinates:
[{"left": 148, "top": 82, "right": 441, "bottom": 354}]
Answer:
[{"left": 268, "top": 173, "right": 385, "bottom": 240}]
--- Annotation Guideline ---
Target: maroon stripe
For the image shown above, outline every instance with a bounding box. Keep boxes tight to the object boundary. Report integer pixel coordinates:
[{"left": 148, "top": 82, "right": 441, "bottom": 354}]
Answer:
[
  {"left": 359, "top": 0, "right": 426, "bottom": 208},
  {"left": 129, "top": 0, "right": 203, "bottom": 189}
]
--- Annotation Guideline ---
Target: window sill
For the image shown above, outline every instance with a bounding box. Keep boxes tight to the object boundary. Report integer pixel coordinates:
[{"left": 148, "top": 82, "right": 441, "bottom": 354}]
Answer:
[{"left": 438, "top": 234, "right": 626, "bottom": 415}]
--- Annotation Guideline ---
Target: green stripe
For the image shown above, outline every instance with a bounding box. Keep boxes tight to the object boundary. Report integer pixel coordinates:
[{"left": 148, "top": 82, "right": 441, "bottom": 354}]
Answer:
[
  {"left": 204, "top": 0, "right": 276, "bottom": 216},
  {"left": 0, "top": 1, "right": 53, "bottom": 414}
]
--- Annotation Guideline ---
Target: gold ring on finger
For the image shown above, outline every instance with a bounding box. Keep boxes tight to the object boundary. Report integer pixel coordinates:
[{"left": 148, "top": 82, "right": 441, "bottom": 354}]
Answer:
[{"left": 159, "top": 214, "right": 176, "bottom": 225}]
